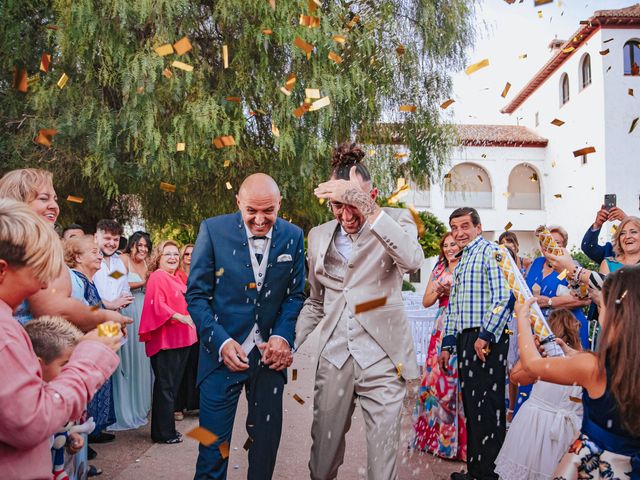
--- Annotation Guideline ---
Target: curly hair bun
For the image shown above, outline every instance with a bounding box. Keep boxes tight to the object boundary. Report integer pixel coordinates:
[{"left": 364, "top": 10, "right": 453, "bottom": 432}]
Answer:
[{"left": 331, "top": 142, "right": 366, "bottom": 169}]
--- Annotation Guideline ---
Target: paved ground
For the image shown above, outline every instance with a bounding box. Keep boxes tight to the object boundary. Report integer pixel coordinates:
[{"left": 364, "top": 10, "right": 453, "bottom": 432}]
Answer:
[{"left": 92, "top": 332, "right": 464, "bottom": 479}]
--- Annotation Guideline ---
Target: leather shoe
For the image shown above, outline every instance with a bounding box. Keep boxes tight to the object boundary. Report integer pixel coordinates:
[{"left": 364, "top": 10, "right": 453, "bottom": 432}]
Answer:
[
  {"left": 89, "top": 432, "right": 115, "bottom": 444},
  {"left": 450, "top": 472, "right": 473, "bottom": 480}
]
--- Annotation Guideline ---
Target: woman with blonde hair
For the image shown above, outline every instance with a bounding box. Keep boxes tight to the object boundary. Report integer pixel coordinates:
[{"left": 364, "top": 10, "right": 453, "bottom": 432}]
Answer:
[
  {"left": 599, "top": 216, "right": 640, "bottom": 275},
  {"left": 139, "top": 240, "right": 197, "bottom": 444},
  {"left": 175, "top": 243, "right": 194, "bottom": 286}
]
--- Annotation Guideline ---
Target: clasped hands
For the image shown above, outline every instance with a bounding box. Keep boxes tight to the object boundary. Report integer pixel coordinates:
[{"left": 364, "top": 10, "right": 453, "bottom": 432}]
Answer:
[{"left": 221, "top": 336, "right": 293, "bottom": 372}]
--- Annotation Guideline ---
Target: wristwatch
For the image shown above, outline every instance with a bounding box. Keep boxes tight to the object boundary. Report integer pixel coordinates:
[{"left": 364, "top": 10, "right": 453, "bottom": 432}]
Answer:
[{"left": 547, "top": 297, "right": 553, "bottom": 308}]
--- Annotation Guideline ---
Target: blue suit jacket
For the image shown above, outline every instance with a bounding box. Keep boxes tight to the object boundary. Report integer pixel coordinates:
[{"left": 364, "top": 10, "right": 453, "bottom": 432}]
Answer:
[
  {"left": 186, "top": 211, "right": 306, "bottom": 385},
  {"left": 581, "top": 226, "right": 614, "bottom": 264}
]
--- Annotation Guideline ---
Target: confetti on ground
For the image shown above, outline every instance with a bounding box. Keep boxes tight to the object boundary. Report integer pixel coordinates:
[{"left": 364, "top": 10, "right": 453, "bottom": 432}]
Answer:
[
  {"left": 465, "top": 58, "right": 489, "bottom": 75},
  {"left": 440, "top": 99, "right": 455, "bottom": 109},
  {"left": 57, "top": 73, "right": 69, "bottom": 89},
  {"left": 573, "top": 146, "right": 595, "bottom": 157},
  {"left": 186, "top": 427, "right": 219, "bottom": 446},
  {"left": 34, "top": 128, "right": 58, "bottom": 147},
  {"left": 629, "top": 118, "right": 639, "bottom": 134},
  {"left": 171, "top": 61, "right": 193, "bottom": 72},
  {"left": 396, "top": 44, "right": 406, "bottom": 56},
  {"left": 109, "top": 271, "right": 125, "bottom": 280},
  {"left": 501, "top": 82, "right": 511, "bottom": 98},
  {"left": 293, "top": 394, "right": 305, "bottom": 405},
  {"left": 355, "top": 296, "right": 387, "bottom": 314},
  {"left": 551, "top": 118, "right": 565, "bottom": 126},
  {"left": 292, "top": 369, "right": 298, "bottom": 381},
  {"left": 223, "top": 160, "right": 231, "bottom": 168},
  {"left": 504, "top": 221, "right": 513, "bottom": 231},
  {"left": 13, "top": 68, "right": 28, "bottom": 92},
  {"left": 66, "top": 195, "right": 84, "bottom": 204},
  {"left": 154, "top": 44, "right": 174, "bottom": 56},
  {"left": 399, "top": 105, "right": 417, "bottom": 112},
  {"left": 299, "top": 15, "right": 320, "bottom": 28},
  {"left": 160, "top": 182, "right": 176, "bottom": 193}
]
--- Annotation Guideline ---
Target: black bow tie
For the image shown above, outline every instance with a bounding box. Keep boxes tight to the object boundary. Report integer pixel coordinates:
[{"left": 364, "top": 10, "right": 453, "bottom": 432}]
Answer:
[{"left": 252, "top": 236, "right": 267, "bottom": 240}]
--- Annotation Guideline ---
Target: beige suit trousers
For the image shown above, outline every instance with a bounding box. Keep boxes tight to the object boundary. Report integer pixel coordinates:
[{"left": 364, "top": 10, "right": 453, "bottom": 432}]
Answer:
[{"left": 309, "top": 355, "right": 406, "bottom": 480}]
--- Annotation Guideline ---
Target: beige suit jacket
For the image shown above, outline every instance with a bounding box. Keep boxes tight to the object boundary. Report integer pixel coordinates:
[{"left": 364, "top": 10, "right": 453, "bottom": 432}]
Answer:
[{"left": 296, "top": 207, "right": 424, "bottom": 380}]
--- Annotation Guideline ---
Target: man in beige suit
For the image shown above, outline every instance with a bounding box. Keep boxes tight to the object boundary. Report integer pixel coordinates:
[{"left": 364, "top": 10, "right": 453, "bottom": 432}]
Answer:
[{"left": 296, "top": 143, "right": 424, "bottom": 480}]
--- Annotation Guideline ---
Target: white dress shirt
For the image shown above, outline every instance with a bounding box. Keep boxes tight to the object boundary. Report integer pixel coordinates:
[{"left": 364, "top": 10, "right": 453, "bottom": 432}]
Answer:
[{"left": 93, "top": 253, "right": 130, "bottom": 302}]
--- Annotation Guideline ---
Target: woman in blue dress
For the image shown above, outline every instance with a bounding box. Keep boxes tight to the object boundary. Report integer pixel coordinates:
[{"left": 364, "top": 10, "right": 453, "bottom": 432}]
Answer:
[
  {"left": 109, "top": 232, "right": 153, "bottom": 430},
  {"left": 515, "top": 226, "right": 590, "bottom": 414}
]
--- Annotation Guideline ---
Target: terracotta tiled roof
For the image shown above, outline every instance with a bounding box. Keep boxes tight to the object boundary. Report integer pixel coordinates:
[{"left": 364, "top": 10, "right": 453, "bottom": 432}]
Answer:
[
  {"left": 502, "top": 4, "right": 640, "bottom": 114},
  {"left": 456, "top": 124, "right": 548, "bottom": 147}
]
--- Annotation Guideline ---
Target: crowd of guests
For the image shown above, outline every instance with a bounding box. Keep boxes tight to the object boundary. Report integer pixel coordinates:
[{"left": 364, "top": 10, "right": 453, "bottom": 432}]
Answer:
[
  {"left": 412, "top": 205, "right": 640, "bottom": 479},
  {"left": 0, "top": 162, "right": 638, "bottom": 480}
]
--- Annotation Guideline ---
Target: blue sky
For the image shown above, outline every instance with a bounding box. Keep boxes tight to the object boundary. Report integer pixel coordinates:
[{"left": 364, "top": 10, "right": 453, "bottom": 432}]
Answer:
[{"left": 448, "top": 0, "right": 633, "bottom": 124}]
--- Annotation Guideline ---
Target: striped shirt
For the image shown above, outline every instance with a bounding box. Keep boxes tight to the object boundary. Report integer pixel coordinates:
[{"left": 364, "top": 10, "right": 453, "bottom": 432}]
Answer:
[{"left": 442, "top": 235, "right": 511, "bottom": 349}]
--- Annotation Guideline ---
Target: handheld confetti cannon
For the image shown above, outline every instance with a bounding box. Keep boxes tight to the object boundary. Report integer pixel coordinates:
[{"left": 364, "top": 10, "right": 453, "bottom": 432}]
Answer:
[
  {"left": 97, "top": 321, "right": 120, "bottom": 337},
  {"left": 494, "top": 245, "right": 564, "bottom": 357}
]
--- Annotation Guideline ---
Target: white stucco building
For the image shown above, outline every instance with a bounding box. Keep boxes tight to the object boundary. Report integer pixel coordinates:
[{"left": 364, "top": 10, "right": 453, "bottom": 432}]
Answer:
[{"left": 402, "top": 4, "right": 640, "bottom": 287}]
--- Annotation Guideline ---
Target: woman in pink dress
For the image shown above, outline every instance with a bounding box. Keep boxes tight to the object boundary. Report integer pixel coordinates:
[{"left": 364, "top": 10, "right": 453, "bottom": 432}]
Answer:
[
  {"left": 413, "top": 232, "right": 466, "bottom": 461},
  {"left": 139, "top": 240, "right": 197, "bottom": 444}
]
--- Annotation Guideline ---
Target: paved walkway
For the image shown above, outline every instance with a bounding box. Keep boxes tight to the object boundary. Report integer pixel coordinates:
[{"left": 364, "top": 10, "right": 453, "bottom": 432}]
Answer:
[{"left": 92, "top": 332, "right": 463, "bottom": 479}]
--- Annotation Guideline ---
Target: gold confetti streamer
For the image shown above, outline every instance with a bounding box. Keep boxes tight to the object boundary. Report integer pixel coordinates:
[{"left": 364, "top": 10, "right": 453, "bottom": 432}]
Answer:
[
  {"left": 501, "top": 82, "right": 511, "bottom": 98},
  {"left": 215, "top": 268, "right": 225, "bottom": 277},
  {"left": 572, "top": 146, "right": 595, "bottom": 157},
  {"left": 173, "top": 36, "right": 192, "bottom": 55},
  {"left": 222, "top": 45, "right": 229, "bottom": 68},
  {"left": 97, "top": 322, "right": 120, "bottom": 337},
  {"left": 440, "top": 99, "right": 455, "bottom": 109},
  {"left": 345, "top": 15, "right": 360, "bottom": 30},
  {"left": 109, "top": 270, "right": 125, "bottom": 280},
  {"left": 399, "top": 105, "right": 417, "bottom": 112},
  {"left": 299, "top": 15, "right": 320, "bottom": 28},
  {"left": 534, "top": 0, "right": 553, "bottom": 5},
  {"left": 569, "top": 396, "right": 582, "bottom": 403},
  {"left": 396, "top": 363, "right": 403, "bottom": 378},
  {"left": 159, "top": 182, "right": 176, "bottom": 193},
  {"left": 57, "top": 73, "right": 69, "bottom": 89},
  {"left": 530, "top": 173, "right": 538, "bottom": 182},
  {"left": 66, "top": 195, "right": 84, "bottom": 204},
  {"left": 551, "top": 118, "right": 565, "bottom": 126},
  {"left": 465, "top": 58, "right": 489, "bottom": 75},
  {"left": 394, "top": 153, "right": 408, "bottom": 159},
  {"left": 551, "top": 159, "right": 557, "bottom": 168},
  {"left": 554, "top": 193, "right": 562, "bottom": 198},
  {"left": 537, "top": 10, "right": 543, "bottom": 18},
  {"left": 328, "top": 51, "right": 343, "bottom": 64},
  {"left": 171, "top": 61, "right": 193, "bottom": 72},
  {"left": 518, "top": 53, "right": 528, "bottom": 59},
  {"left": 557, "top": 269, "right": 568, "bottom": 280},
  {"left": 186, "top": 427, "right": 218, "bottom": 446},
  {"left": 155, "top": 44, "right": 174, "bottom": 56},
  {"left": 355, "top": 296, "right": 387, "bottom": 314}
]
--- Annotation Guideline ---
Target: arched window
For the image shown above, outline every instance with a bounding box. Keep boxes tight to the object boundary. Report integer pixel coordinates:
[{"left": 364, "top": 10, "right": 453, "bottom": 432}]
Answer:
[
  {"left": 624, "top": 40, "right": 640, "bottom": 76},
  {"left": 580, "top": 54, "right": 591, "bottom": 89},
  {"left": 560, "top": 73, "right": 570, "bottom": 106},
  {"left": 444, "top": 163, "right": 492, "bottom": 209},
  {"left": 507, "top": 164, "right": 542, "bottom": 210}
]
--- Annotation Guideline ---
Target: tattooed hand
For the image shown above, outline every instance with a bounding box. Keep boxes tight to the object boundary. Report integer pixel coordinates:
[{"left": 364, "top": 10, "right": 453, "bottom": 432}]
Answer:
[{"left": 314, "top": 166, "right": 379, "bottom": 218}]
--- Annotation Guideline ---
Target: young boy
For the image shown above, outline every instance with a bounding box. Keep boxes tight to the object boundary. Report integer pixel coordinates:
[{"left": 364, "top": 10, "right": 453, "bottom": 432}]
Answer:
[
  {"left": 0, "top": 198, "right": 122, "bottom": 478},
  {"left": 25, "top": 316, "right": 87, "bottom": 479}
]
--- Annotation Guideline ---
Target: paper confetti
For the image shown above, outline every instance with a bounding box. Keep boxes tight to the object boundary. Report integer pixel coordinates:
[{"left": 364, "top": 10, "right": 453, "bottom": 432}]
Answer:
[
  {"left": 176, "top": 143, "right": 185, "bottom": 152},
  {"left": 219, "top": 441, "right": 230, "bottom": 459},
  {"left": 305, "top": 88, "right": 320, "bottom": 99},
  {"left": 40, "top": 54, "right": 51, "bottom": 73},
  {"left": 328, "top": 51, "right": 343, "bottom": 64},
  {"left": 477, "top": 175, "right": 484, "bottom": 183},
  {"left": 261, "top": 28, "right": 273, "bottom": 35},
  {"left": 212, "top": 136, "right": 236, "bottom": 148},
  {"left": 186, "top": 427, "right": 218, "bottom": 447},
  {"left": 162, "top": 68, "right": 173, "bottom": 78},
  {"left": 599, "top": 48, "right": 610, "bottom": 56},
  {"left": 226, "top": 182, "right": 233, "bottom": 190},
  {"left": 154, "top": 44, "right": 174, "bottom": 56},
  {"left": 109, "top": 270, "right": 125, "bottom": 280},
  {"left": 394, "top": 153, "right": 408, "bottom": 159},
  {"left": 557, "top": 269, "right": 568, "bottom": 280},
  {"left": 569, "top": 396, "right": 582, "bottom": 403},
  {"left": 243, "top": 437, "right": 253, "bottom": 451},
  {"left": 332, "top": 35, "right": 346, "bottom": 44},
  {"left": 171, "top": 61, "right": 193, "bottom": 72},
  {"left": 629, "top": 88, "right": 634, "bottom": 96},
  {"left": 354, "top": 296, "right": 387, "bottom": 314},
  {"left": 501, "top": 82, "right": 511, "bottom": 98},
  {"left": 294, "top": 36, "right": 313, "bottom": 55},
  {"left": 465, "top": 58, "right": 489, "bottom": 75},
  {"left": 572, "top": 146, "right": 596, "bottom": 157},
  {"left": 530, "top": 173, "right": 538, "bottom": 182},
  {"left": 225, "top": 96, "right": 241, "bottom": 103},
  {"left": 551, "top": 159, "right": 557, "bottom": 168},
  {"left": 408, "top": 206, "right": 425, "bottom": 237},
  {"left": 534, "top": 0, "right": 553, "bottom": 5},
  {"left": 34, "top": 129, "right": 58, "bottom": 147},
  {"left": 13, "top": 68, "right": 28, "bottom": 93},
  {"left": 66, "top": 195, "right": 84, "bottom": 204},
  {"left": 345, "top": 15, "right": 360, "bottom": 30},
  {"left": 399, "top": 105, "right": 417, "bottom": 113},
  {"left": 492, "top": 306, "right": 503, "bottom": 314},
  {"left": 160, "top": 182, "right": 176, "bottom": 193},
  {"left": 396, "top": 44, "right": 406, "bottom": 56},
  {"left": 271, "top": 122, "right": 280, "bottom": 137},
  {"left": 223, "top": 160, "right": 231, "bottom": 168},
  {"left": 299, "top": 15, "right": 320, "bottom": 28},
  {"left": 554, "top": 193, "right": 563, "bottom": 198},
  {"left": 292, "top": 369, "right": 298, "bottom": 381},
  {"left": 309, "top": 96, "right": 330, "bottom": 111},
  {"left": 551, "top": 118, "right": 565, "bottom": 126},
  {"left": 537, "top": 10, "right": 543, "bottom": 18},
  {"left": 518, "top": 53, "right": 528, "bottom": 60},
  {"left": 396, "top": 363, "right": 403, "bottom": 378},
  {"left": 97, "top": 321, "right": 120, "bottom": 337},
  {"left": 222, "top": 45, "right": 229, "bottom": 68},
  {"left": 504, "top": 221, "right": 513, "bottom": 231},
  {"left": 562, "top": 46, "right": 575, "bottom": 54},
  {"left": 173, "top": 36, "right": 192, "bottom": 55},
  {"left": 440, "top": 99, "right": 455, "bottom": 110},
  {"left": 629, "top": 118, "right": 639, "bottom": 134},
  {"left": 293, "top": 394, "right": 305, "bottom": 405},
  {"left": 57, "top": 73, "right": 69, "bottom": 89}
]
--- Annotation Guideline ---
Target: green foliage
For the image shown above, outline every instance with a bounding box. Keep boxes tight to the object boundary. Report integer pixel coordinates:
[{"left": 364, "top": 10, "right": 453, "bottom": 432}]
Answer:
[
  {"left": 570, "top": 248, "right": 598, "bottom": 272},
  {"left": 0, "top": 0, "right": 476, "bottom": 232},
  {"left": 402, "top": 279, "right": 416, "bottom": 292}
]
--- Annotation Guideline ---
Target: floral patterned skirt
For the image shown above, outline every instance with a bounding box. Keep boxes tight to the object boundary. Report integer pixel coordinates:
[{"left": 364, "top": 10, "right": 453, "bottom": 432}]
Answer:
[
  {"left": 412, "top": 307, "right": 466, "bottom": 461},
  {"left": 553, "top": 434, "right": 635, "bottom": 479}
]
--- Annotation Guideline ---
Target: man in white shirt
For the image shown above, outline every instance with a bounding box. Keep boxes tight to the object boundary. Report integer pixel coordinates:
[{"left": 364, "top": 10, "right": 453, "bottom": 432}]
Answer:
[{"left": 93, "top": 219, "right": 133, "bottom": 312}]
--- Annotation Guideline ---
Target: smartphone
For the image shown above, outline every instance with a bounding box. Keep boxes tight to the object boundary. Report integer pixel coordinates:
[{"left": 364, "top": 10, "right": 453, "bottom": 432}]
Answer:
[{"left": 604, "top": 194, "right": 617, "bottom": 211}]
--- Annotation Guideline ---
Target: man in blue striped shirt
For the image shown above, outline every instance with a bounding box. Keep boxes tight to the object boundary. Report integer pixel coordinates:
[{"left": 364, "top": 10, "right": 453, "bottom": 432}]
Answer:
[{"left": 439, "top": 207, "right": 510, "bottom": 480}]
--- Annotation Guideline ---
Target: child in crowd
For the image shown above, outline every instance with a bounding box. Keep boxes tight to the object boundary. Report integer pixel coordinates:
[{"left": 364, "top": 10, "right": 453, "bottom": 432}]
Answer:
[
  {"left": 25, "top": 316, "right": 88, "bottom": 480},
  {"left": 495, "top": 309, "right": 584, "bottom": 479},
  {"left": 0, "top": 198, "right": 122, "bottom": 478},
  {"left": 513, "top": 266, "right": 640, "bottom": 479}
]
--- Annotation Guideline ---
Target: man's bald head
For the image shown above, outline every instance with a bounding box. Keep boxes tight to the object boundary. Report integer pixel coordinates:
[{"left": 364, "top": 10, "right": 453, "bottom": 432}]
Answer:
[{"left": 236, "top": 173, "right": 282, "bottom": 236}]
